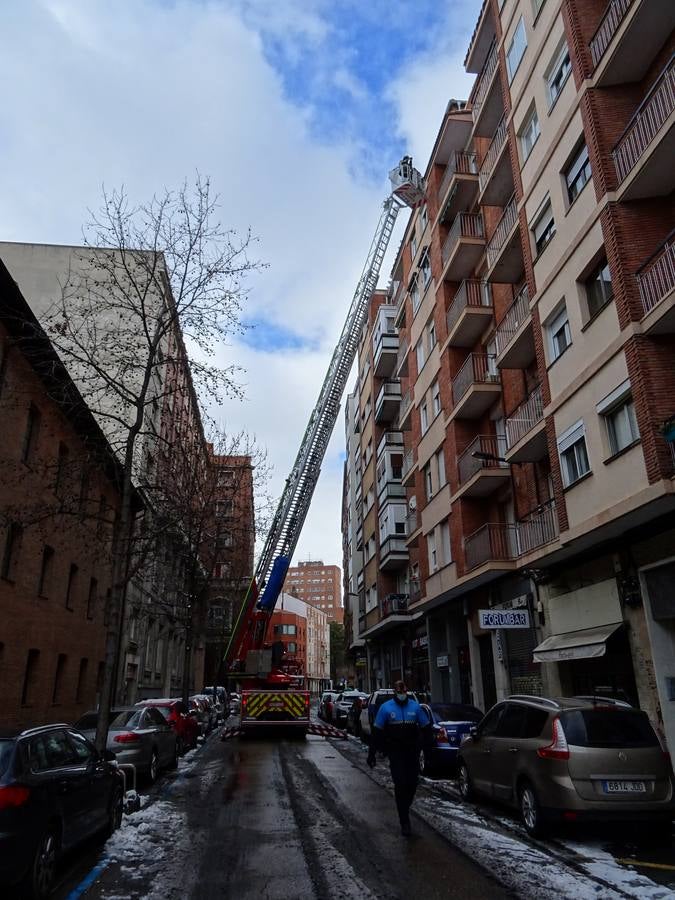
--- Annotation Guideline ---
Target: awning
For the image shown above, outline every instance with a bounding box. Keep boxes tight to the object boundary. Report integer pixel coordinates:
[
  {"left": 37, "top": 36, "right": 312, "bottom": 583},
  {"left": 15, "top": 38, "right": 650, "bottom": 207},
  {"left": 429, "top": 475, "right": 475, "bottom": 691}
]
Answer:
[{"left": 533, "top": 622, "right": 623, "bottom": 663}]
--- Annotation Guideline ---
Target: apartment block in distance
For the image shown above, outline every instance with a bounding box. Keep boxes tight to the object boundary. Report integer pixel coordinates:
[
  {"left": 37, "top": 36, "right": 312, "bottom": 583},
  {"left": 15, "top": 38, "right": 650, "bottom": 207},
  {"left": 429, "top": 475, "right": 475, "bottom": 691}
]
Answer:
[
  {"left": 342, "top": 0, "right": 675, "bottom": 750},
  {"left": 285, "top": 559, "right": 344, "bottom": 624}
]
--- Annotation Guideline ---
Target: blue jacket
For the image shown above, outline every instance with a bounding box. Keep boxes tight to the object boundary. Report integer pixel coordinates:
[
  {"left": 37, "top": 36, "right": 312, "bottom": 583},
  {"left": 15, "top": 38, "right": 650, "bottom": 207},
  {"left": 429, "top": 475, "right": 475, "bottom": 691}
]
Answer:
[{"left": 373, "top": 697, "right": 431, "bottom": 753}]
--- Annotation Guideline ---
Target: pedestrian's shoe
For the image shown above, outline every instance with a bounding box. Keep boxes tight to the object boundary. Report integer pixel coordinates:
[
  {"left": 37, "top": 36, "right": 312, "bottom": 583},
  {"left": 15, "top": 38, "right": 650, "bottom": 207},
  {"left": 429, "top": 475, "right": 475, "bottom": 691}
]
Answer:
[{"left": 401, "top": 821, "right": 412, "bottom": 837}]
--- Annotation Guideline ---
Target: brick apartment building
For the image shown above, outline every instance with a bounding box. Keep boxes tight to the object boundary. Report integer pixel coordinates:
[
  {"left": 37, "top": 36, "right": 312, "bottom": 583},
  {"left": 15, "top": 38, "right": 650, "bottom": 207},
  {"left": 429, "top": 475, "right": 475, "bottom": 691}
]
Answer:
[
  {"left": 265, "top": 593, "right": 330, "bottom": 694},
  {"left": 0, "top": 258, "right": 123, "bottom": 728},
  {"left": 343, "top": 0, "right": 675, "bottom": 748},
  {"left": 285, "top": 560, "right": 344, "bottom": 624}
]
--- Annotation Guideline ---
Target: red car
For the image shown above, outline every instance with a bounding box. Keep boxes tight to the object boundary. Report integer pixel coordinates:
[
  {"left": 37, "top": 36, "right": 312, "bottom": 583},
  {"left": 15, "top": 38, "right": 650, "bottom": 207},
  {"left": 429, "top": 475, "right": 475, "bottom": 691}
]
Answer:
[{"left": 135, "top": 699, "right": 199, "bottom": 754}]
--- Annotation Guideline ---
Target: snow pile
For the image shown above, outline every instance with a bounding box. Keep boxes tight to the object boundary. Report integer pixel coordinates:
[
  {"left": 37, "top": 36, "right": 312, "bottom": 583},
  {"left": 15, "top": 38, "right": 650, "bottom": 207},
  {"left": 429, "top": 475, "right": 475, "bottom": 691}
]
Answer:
[{"left": 105, "top": 799, "right": 185, "bottom": 874}]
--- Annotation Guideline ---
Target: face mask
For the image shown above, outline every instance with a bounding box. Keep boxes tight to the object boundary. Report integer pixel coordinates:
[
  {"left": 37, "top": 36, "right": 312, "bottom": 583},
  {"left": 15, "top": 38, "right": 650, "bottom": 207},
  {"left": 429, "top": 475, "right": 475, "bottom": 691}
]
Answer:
[{"left": 395, "top": 693, "right": 407, "bottom": 703}]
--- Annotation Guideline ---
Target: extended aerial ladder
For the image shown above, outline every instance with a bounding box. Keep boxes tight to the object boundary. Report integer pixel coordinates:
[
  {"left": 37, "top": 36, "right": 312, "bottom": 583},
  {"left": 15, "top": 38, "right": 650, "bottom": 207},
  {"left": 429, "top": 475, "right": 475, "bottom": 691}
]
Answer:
[{"left": 223, "top": 158, "right": 424, "bottom": 732}]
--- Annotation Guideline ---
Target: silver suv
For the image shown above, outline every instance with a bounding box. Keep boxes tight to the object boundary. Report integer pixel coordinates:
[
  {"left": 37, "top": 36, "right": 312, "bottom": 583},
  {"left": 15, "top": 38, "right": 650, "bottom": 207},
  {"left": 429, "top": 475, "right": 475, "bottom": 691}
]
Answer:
[{"left": 457, "top": 695, "right": 674, "bottom": 837}]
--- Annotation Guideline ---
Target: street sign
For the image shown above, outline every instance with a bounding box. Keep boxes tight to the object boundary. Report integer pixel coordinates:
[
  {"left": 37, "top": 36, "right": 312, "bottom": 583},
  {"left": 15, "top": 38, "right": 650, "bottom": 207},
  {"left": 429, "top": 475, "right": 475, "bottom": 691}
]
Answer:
[
  {"left": 479, "top": 609, "right": 530, "bottom": 629},
  {"left": 436, "top": 654, "right": 449, "bottom": 668}
]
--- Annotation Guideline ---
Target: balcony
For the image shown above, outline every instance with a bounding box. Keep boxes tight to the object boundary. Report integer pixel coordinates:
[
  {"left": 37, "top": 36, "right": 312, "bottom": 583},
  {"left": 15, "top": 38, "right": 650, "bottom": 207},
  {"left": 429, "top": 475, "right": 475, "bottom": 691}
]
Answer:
[
  {"left": 494, "top": 285, "right": 534, "bottom": 368},
  {"left": 373, "top": 332, "right": 399, "bottom": 377},
  {"left": 378, "top": 482, "right": 406, "bottom": 503},
  {"left": 456, "top": 434, "right": 510, "bottom": 498},
  {"left": 438, "top": 152, "right": 479, "bottom": 224},
  {"left": 637, "top": 231, "right": 675, "bottom": 333},
  {"left": 441, "top": 212, "right": 485, "bottom": 282},
  {"left": 379, "top": 535, "right": 409, "bottom": 571},
  {"left": 381, "top": 593, "right": 409, "bottom": 617},
  {"left": 394, "top": 285, "right": 407, "bottom": 328},
  {"left": 396, "top": 336, "right": 409, "bottom": 376},
  {"left": 398, "top": 388, "right": 413, "bottom": 430},
  {"left": 375, "top": 380, "right": 401, "bottom": 424},
  {"left": 445, "top": 280, "right": 493, "bottom": 348},
  {"left": 405, "top": 508, "right": 420, "bottom": 547},
  {"left": 505, "top": 386, "right": 548, "bottom": 463},
  {"left": 612, "top": 56, "right": 675, "bottom": 200},
  {"left": 590, "top": 0, "right": 675, "bottom": 87},
  {"left": 472, "top": 40, "right": 502, "bottom": 138},
  {"left": 402, "top": 448, "right": 416, "bottom": 485},
  {"left": 464, "top": 503, "right": 559, "bottom": 571},
  {"left": 486, "top": 195, "right": 523, "bottom": 283},
  {"left": 465, "top": 0, "right": 496, "bottom": 75},
  {"left": 451, "top": 353, "right": 501, "bottom": 419},
  {"left": 478, "top": 116, "right": 513, "bottom": 207},
  {"left": 377, "top": 430, "right": 403, "bottom": 458}
]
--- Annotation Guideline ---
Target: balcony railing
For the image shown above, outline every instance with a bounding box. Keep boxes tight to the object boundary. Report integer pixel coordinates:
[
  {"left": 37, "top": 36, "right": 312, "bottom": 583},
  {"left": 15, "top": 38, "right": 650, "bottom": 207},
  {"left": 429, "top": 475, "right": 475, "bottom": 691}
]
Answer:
[
  {"left": 442, "top": 213, "right": 484, "bottom": 266},
  {"left": 402, "top": 448, "right": 415, "bottom": 479},
  {"left": 472, "top": 40, "right": 498, "bottom": 122},
  {"left": 479, "top": 115, "right": 508, "bottom": 194},
  {"left": 464, "top": 503, "right": 558, "bottom": 569},
  {"left": 452, "top": 353, "right": 499, "bottom": 406},
  {"left": 396, "top": 336, "right": 409, "bottom": 372},
  {"left": 486, "top": 195, "right": 518, "bottom": 270},
  {"left": 506, "top": 385, "right": 544, "bottom": 448},
  {"left": 439, "top": 151, "right": 478, "bottom": 203},
  {"left": 381, "top": 593, "right": 409, "bottom": 618},
  {"left": 637, "top": 232, "right": 675, "bottom": 316},
  {"left": 590, "top": 0, "right": 633, "bottom": 68},
  {"left": 457, "top": 434, "right": 508, "bottom": 485},
  {"left": 398, "top": 388, "right": 413, "bottom": 425},
  {"left": 446, "top": 279, "right": 492, "bottom": 335},
  {"left": 613, "top": 57, "right": 675, "bottom": 184},
  {"left": 494, "top": 284, "right": 530, "bottom": 357}
]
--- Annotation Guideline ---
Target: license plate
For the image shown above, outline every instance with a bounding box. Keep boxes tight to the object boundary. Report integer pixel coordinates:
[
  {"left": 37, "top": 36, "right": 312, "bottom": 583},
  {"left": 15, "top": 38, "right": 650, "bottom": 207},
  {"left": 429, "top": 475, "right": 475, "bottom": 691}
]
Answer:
[{"left": 602, "top": 780, "right": 646, "bottom": 793}]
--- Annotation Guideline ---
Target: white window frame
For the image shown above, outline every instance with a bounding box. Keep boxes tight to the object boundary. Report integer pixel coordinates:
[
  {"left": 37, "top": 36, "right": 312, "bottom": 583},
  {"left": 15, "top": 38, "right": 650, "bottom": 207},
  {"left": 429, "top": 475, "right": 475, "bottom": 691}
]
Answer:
[
  {"left": 531, "top": 198, "right": 556, "bottom": 256},
  {"left": 585, "top": 258, "right": 613, "bottom": 319},
  {"left": 546, "top": 304, "right": 571, "bottom": 362},
  {"left": 546, "top": 42, "right": 572, "bottom": 108},
  {"left": 596, "top": 380, "right": 639, "bottom": 456},
  {"left": 415, "top": 338, "right": 425, "bottom": 372},
  {"left": 431, "top": 381, "right": 441, "bottom": 417},
  {"left": 557, "top": 419, "right": 591, "bottom": 487},
  {"left": 419, "top": 248, "right": 431, "bottom": 287},
  {"left": 564, "top": 142, "right": 591, "bottom": 204},
  {"left": 424, "top": 462, "right": 433, "bottom": 500},
  {"left": 427, "top": 531, "right": 438, "bottom": 573},
  {"left": 436, "top": 448, "right": 446, "bottom": 488},
  {"left": 420, "top": 205, "right": 428, "bottom": 233},
  {"left": 506, "top": 17, "right": 527, "bottom": 83},
  {"left": 440, "top": 521, "right": 452, "bottom": 566},
  {"left": 420, "top": 401, "right": 429, "bottom": 435},
  {"left": 410, "top": 273, "right": 420, "bottom": 313},
  {"left": 518, "top": 105, "right": 540, "bottom": 163},
  {"left": 426, "top": 317, "right": 436, "bottom": 352}
]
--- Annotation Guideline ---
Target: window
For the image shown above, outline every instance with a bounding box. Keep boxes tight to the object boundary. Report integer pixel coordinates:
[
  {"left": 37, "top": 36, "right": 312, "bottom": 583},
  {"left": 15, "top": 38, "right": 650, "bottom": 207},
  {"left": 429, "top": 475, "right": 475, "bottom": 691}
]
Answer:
[
  {"left": 495, "top": 703, "right": 528, "bottom": 738},
  {"left": 420, "top": 249, "right": 431, "bottom": 287},
  {"left": 21, "top": 649, "right": 40, "bottom": 706},
  {"left": 287, "top": 642, "right": 297, "bottom": 654},
  {"left": 55, "top": 443, "right": 69, "bottom": 497},
  {"left": 415, "top": 339, "right": 425, "bottom": 373},
  {"left": 432, "top": 381, "right": 441, "bottom": 417},
  {"left": 597, "top": 381, "right": 639, "bottom": 455},
  {"left": 21, "top": 405, "right": 41, "bottom": 463},
  {"left": 546, "top": 43, "right": 571, "bottom": 107},
  {"left": 426, "top": 317, "right": 436, "bottom": 351},
  {"left": 410, "top": 273, "right": 420, "bottom": 312},
  {"left": 78, "top": 468, "right": 90, "bottom": 520},
  {"left": 531, "top": 199, "right": 556, "bottom": 256},
  {"left": 420, "top": 205, "right": 428, "bottom": 232},
  {"left": 585, "top": 259, "right": 613, "bottom": 318},
  {"left": 1, "top": 522, "right": 22, "bottom": 582},
  {"left": 68, "top": 729, "right": 95, "bottom": 762},
  {"left": 546, "top": 305, "right": 571, "bottom": 361},
  {"left": 440, "top": 521, "right": 452, "bottom": 566},
  {"left": 86, "top": 578, "right": 98, "bottom": 620},
  {"left": 38, "top": 545, "right": 54, "bottom": 597},
  {"left": 518, "top": 106, "right": 540, "bottom": 162},
  {"left": 557, "top": 420, "right": 591, "bottom": 487},
  {"left": 420, "top": 402, "right": 429, "bottom": 434},
  {"left": 28, "top": 731, "right": 75, "bottom": 771},
  {"left": 274, "top": 624, "right": 297, "bottom": 636},
  {"left": 424, "top": 462, "right": 433, "bottom": 500},
  {"left": 216, "top": 500, "right": 233, "bottom": 518},
  {"left": 65, "top": 564, "right": 78, "bottom": 611},
  {"left": 411, "top": 233, "right": 418, "bottom": 259},
  {"left": 532, "top": 0, "right": 547, "bottom": 16},
  {"left": 52, "top": 654, "right": 67, "bottom": 705},
  {"left": 427, "top": 532, "right": 438, "bottom": 573},
  {"left": 435, "top": 448, "right": 446, "bottom": 488},
  {"left": 564, "top": 142, "right": 591, "bottom": 203},
  {"left": 506, "top": 17, "right": 527, "bottom": 82}
]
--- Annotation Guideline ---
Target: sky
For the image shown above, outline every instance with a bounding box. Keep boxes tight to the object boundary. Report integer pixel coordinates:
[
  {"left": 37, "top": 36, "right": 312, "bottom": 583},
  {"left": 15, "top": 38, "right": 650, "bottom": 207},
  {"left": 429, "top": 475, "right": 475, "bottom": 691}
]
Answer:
[{"left": 0, "top": 0, "right": 476, "bottom": 578}]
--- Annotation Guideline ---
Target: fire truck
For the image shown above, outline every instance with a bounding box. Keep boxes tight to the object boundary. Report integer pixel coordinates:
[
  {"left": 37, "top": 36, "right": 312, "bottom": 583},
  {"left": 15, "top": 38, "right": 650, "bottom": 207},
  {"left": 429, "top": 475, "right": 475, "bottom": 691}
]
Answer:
[{"left": 222, "top": 158, "right": 424, "bottom": 735}]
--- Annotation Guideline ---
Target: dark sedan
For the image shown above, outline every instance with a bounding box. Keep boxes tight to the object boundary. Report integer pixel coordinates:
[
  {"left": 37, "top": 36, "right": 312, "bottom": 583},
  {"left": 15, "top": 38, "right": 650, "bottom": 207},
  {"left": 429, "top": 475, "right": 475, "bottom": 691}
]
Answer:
[
  {"left": 0, "top": 724, "right": 123, "bottom": 899},
  {"left": 419, "top": 703, "right": 483, "bottom": 776}
]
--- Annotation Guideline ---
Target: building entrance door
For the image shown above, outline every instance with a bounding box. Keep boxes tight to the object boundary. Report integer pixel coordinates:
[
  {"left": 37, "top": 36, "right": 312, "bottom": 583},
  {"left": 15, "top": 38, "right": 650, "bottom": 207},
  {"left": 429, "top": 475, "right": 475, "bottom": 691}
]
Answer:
[{"left": 478, "top": 635, "right": 497, "bottom": 710}]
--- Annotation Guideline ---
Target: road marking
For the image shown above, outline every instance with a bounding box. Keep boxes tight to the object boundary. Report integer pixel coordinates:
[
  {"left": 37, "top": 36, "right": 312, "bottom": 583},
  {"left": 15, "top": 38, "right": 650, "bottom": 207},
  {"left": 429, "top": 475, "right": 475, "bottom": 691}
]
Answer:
[
  {"left": 615, "top": 858, "right": 675, "bottom": 872},
  {"left": 65, "top": 858, "right": 110, "bottom": 899}
]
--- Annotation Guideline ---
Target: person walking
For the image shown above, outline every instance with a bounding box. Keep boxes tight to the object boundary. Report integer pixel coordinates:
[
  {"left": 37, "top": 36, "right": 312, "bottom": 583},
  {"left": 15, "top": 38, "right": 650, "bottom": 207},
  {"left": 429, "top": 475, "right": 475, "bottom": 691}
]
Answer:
[{"left": 367, "top": 680, "right": 432, "bottom": 836}]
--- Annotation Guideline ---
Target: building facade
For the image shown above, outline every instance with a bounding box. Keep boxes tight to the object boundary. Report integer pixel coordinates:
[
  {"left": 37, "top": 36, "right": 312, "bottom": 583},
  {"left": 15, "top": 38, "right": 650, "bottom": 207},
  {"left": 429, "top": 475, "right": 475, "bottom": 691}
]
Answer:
[
  {"left": 343, "top": 0, "right": 675, "bottom": 746},
  {"left": 285, "top": 559, "right": 344, "bottom": 624},
  {"left": 266, "top": 592, "right": 330, "bottom": 694}
]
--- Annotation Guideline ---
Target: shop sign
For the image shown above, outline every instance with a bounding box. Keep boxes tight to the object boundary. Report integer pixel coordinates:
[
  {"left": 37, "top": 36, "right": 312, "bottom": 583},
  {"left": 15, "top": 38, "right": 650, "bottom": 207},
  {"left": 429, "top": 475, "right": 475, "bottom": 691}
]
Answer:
[
  {"left": 412, "top": 635, "right": 429, "bottom": 649},
  {"left": 495, "top": 629, "right": 504, "bottom": 662},
  {"left": 436, "top": 654, "right": 449, "bottom": 668},
  {"left": 479, "top": 609, "right": 530, "bottom": 629}
]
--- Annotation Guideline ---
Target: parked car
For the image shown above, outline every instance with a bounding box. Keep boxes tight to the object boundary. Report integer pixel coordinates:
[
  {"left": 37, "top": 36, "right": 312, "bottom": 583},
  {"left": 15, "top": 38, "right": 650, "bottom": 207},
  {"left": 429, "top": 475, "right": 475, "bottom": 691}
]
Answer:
[
  {"left": 229, "top": 693, "right": 241, "bottom": 715},
  {"left": 0, "top": 724, "right": 124, "bottom": 899},
  {"left": 457, "top": 695, "right": 675, "bottom": 838},
  {"left": 76, "top": 706, "right": 176, "bottom": 782},
  {"left": 334, "top": 691, "right": 368, "bottom": 730},
  {"left": 203, "top": 686, "right": 227, "bottom": 718},
  {"left": 418, "top": 703, "right": 483, "bottom": 776},
  {"left": 318, "top": 691, "right": 341, "bottom": 723},
  {"left": 135, "top": 699, "right": 199, "bottom": 754},
  {"left": 188, "top": 697, "right": 210, "bottom": 736},
  {"left": 346, "top": 694, "right": 369, "bottom": 736},
  {"left": 191, "top": 694, "right": 220, "bottom": 729},
  {"left": 359, "top": 689, "right": 418, "bottom": 743}
]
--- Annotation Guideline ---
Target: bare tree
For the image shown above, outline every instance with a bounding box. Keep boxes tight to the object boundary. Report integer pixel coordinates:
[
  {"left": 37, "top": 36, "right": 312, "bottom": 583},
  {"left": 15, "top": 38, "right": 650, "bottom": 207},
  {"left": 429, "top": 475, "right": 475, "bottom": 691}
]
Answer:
[{"left": 38, "top": 176, "right": 264, "bottom": 751}]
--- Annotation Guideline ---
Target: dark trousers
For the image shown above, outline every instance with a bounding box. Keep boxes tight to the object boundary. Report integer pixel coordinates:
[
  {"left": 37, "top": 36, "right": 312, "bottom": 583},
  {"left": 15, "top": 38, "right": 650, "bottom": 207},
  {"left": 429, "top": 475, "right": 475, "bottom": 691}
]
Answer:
[{"left": 388, "top": 749, "right": 419, "bottom": 826}]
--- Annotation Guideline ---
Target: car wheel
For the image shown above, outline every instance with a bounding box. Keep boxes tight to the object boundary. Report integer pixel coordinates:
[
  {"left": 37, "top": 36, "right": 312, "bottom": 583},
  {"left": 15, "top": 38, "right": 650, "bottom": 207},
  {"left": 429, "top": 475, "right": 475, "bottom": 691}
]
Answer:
[
  {"left": 23, "top": 828, "right": 58, "bottom": 900},
  {"left": 458, "top": 761, "right": 474, "bottom": 801},
  {"left": 519, "top": 781, "right": 546, "bottom": 838},
  {"left": 148, "top": 749, "right": 159, "bottom": 783},
  {"left": 106, "top": 787, "right": 124, "bottom": 838}
]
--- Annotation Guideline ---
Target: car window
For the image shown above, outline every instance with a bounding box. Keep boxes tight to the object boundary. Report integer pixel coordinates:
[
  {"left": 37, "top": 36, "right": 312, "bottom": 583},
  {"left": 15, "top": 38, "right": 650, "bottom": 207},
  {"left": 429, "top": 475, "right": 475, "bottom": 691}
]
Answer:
[
  {"left": 150, "top": 706, "right": 171, "bottom": 722},
  {"left": 477, "top": 704, "right": 504, "bottom": 738},
  {"left": 29, "top": 732, "right": 76, "bottom": 771},
  {"left": 431, "top": 704, "right": 483, "bottom": 723},
  {"left": 495, "top": 704, "right": 528, "bottom": 738},
  {"left": 144, "top": 708, "right": 166, "bottom": 727},
  {"left": 67, "top": 731, "right": 96, "bottom": 763},
  {"left": 73, "top": 712, "right": 99, "bottom": 731},
  {"left": 522, "top": 707, "right": 549, "bottom": 739},
  {"left": 560, "top": 709, "right": 659, "bottom": 748},
  {"left": 110, "top": 710, "right": 140, "bottom": 729},
  {"left": 0, "top": 739, "right": 15, "bottom": 777}
]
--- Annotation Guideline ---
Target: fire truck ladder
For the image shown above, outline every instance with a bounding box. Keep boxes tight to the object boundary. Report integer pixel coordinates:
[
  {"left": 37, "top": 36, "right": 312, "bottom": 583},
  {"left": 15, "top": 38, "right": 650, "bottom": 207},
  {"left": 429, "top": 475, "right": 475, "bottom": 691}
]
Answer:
[{"left": 224, "top": 158, "right": 424, "bottom": 666}]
